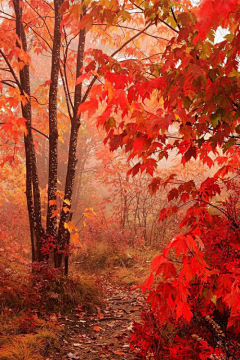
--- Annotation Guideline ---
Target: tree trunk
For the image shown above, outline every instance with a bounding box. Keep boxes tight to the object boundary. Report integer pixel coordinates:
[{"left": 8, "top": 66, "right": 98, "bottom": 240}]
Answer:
[
  {"left": 64, "top": 212, "right": 73, "bottom": 276},
  {"left": 13, "top": 0, "right": 45, "bottom": 262},
  {"left": 47, "top": 0, "right": 63, "bottom": 241},
  {"left": 57, "top": 16, "right": 86, "bottom": 269}
]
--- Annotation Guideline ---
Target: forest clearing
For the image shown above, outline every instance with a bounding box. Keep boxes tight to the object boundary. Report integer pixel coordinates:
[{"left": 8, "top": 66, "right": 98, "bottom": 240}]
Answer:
[{"left": 0, "top": 0, "right": 240, "bottom": 359}]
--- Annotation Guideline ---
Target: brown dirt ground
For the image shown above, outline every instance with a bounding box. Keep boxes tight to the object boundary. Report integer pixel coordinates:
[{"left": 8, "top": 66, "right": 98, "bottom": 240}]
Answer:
[{"left": 50, "top": 278, "right": 146, "bottom": 360}]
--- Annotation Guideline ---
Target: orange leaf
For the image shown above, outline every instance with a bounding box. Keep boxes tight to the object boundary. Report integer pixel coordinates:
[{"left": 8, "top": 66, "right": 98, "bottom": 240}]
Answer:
[
  {"left": 79, "top": 14, "right": 93, "bottom": 31},
  {"left": 71, "top": 232, "right": 80, "bottom": 245},
  {"left": 49, "top": 199, "right": 57, "bottom": 206},
  {"left": 50, "top": 210, "right": 58, "bottom": 218},
  {"left": 93, "top": 325, "right": 101, "bottom": 332}
]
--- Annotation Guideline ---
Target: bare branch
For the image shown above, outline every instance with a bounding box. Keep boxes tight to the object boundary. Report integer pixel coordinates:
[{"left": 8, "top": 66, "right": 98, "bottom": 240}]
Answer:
[
  {"left": 1, "top": 80, "right": 17, "bottom": 88},
  {"left": 130, "top": 1, "right": 179, "bottom": 34},
  {"left": 29, "top": 26, "right": 52, "bottom": 51},
  {"left": 171, "top": 7, "right": 181, "bottom": 30},
  {"left": 25, "top": 0, "right": 53, "bottom": 40},
  {"left": 93, "top": 23, "right": 169, "bottom": 41},
  {"left": 60, "top": 67, "right": 73, "bottom": 120},
  {"left": 30, "top": 95, "right": 48, "bottom": 106},
  {"left": 0, "top": 49, "right": 22, "bottom": 90},
  {"left": 31, "top": 126, "right": 49, "bottom": 140},
  {"left": 111, "top": 23, "right": 152, "bottom": 57}
]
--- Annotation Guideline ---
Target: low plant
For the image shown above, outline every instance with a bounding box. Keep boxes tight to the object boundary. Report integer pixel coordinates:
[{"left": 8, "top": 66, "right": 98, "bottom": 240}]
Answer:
[
  {"left": 0, "top": 320, "right": 60, "bottom": 360},
  {"left": 0, "top": 261, "right": 102, "bottom": 315}
]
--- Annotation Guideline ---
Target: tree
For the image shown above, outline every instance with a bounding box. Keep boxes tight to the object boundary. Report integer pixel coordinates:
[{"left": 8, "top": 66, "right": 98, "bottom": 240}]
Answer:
[{"left": 0, "top": 0, "right": 174, "bottom": 272}]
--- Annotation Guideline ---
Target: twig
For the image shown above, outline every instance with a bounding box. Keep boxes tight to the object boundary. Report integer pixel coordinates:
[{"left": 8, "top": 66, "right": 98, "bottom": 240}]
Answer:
[
  {"left": 31, "top": 126, "right": 49, "bottom": 140},
  {"left": 0, "top": 49, "right": 22, "bottom": 90}
]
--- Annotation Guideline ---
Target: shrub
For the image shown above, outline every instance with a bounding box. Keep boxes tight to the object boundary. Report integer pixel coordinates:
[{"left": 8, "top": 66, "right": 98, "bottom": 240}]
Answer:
[
  {"left": 131, "top": 195, "right": 240, "bottom": 359},
  {"left": 0, "top": 262, "right": 102, "bottom": 315}
]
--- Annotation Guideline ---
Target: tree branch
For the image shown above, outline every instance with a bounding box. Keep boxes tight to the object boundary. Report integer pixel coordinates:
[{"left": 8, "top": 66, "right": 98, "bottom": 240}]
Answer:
[
  {"left": 0, "top": 49, "right": 22, "bottom": 90},
  {"left": 25, "top": 0, "right": 53, "bottom": 40},
  {"left": 93, "top": 23, "right": 169, "bottom": 41},
  {"left": 111, "top": 23, "right": 152, "bottom": 57},
  {"left": 199, "top": 199, "right": 239, "bottom": 228},
  {"left": 1, "top": 80, "right": 17, "bottom": 88},
  {"left": 171, "top": 7, "right": 181, "bottom": 30},
  {"left": 82, "top": 23, "right": 153, "bottom": 103},
  {"left": 130, "top": 1, "right": 179, "bottom": 33},
  {"left": 31, "top": 126, "right": 49, "bottom": 140}
]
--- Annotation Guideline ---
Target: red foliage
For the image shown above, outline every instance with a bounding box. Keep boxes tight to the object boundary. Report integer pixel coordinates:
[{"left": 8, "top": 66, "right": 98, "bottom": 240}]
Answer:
[
  {"left": 17, "top": 309, "right": 37, "bottom": 334},
  {"left": 92, "top": 0, "right": 240, "bottom": 357},
  {"left": 131, "top": 193, "right": 240, "bottom": 359}
]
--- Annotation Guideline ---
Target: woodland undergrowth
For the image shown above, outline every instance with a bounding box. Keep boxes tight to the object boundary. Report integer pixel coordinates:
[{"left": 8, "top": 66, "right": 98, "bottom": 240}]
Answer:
[{"left": 0, "top": 255, "right": 103, "bottom": 360}]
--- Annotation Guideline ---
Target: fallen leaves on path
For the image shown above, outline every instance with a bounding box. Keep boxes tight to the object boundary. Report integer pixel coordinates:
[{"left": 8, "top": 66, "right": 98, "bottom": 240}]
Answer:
[{"left": 52, "top": 279, "right": 146, "bottom": 359}]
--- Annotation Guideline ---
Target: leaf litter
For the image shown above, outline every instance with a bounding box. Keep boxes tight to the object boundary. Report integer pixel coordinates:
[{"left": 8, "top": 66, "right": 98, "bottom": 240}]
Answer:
[{"left": 51, "top": 278, "right": 145, "bottom": 359}]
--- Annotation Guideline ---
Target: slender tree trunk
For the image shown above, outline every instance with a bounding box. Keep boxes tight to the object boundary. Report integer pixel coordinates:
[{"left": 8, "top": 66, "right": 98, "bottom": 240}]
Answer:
[
  {"left": 13, "top": 0, "right": 45, "bottom": 262},
  {"left": 47, "top": 0, "right": 63, "bottom": 241},
  {"left": 57, "top": 121, "right": 81, "bottom": 268},
  {"left": 64, "top": 212, "right": 73, "bottom": 275},
  {"left": 57, "top": 14, "right": 86, "bottom": 269},
  {"left": 25, "top": 140, "right": 37, "bottom": 262}
]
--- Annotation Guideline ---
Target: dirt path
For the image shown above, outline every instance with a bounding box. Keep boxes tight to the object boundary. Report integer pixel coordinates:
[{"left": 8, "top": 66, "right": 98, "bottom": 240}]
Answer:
[{"left": 55, "top": 280, "right": 145, "bottom": 359}]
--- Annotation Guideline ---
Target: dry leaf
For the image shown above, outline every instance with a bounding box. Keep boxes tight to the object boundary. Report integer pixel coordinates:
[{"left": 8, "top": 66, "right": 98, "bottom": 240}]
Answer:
[{"left": 93, "top": 325, "right": 101, "bottom": 332}]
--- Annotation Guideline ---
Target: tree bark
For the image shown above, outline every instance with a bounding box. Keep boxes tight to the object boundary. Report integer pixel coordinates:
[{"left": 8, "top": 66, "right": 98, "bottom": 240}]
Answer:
[
  {"left": 47, "top": 0, "right": 63, "bottom": 240},
  {"left": 57, "top": 12, "right": 86, "bottom": 269},
  {"left": 13, "top": 0, "right": 44, "bottom": 262}
]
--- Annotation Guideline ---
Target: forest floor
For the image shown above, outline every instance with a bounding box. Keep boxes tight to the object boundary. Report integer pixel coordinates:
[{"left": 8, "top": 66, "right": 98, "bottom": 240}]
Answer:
[
  {"left": 0, "top": 248, "right": 156, "bottom": 359},
  {"left": 51, "top": 275, "right": 146, "bottom": 360},
  {"left": 52, "top": 250, "right": 155, "bottom": 360}
]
